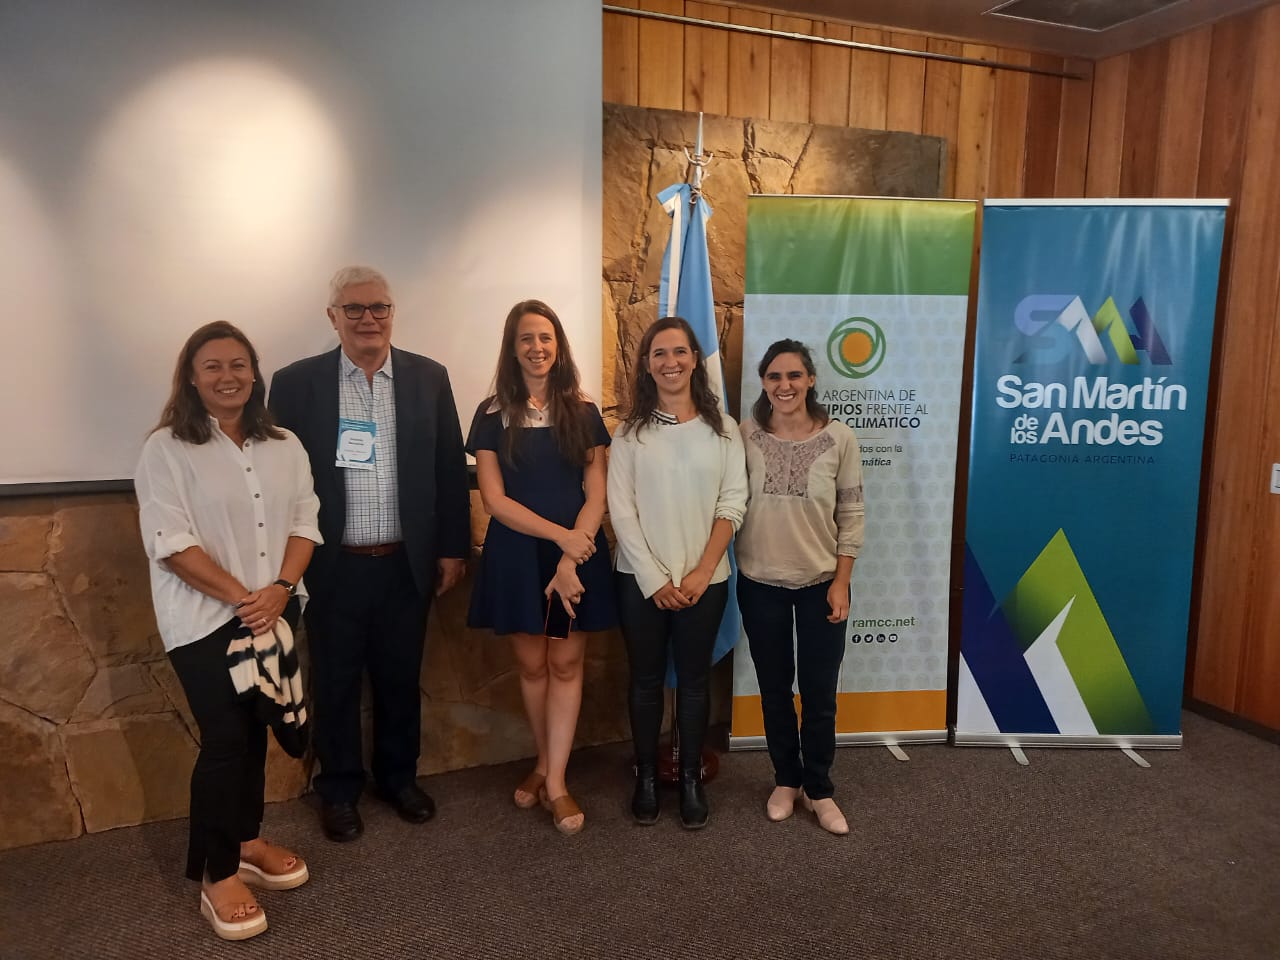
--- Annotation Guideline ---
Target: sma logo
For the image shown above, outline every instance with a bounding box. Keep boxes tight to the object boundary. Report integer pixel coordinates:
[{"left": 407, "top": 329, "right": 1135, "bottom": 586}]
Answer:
[{"left": 1014, "top": 294, "right": 1172, "bottom": 365}]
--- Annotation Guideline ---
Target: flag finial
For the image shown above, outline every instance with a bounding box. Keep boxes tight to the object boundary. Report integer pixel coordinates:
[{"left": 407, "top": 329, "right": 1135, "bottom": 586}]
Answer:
[{"left": 684, "top": 112, "right": 712, "bottom": 201}]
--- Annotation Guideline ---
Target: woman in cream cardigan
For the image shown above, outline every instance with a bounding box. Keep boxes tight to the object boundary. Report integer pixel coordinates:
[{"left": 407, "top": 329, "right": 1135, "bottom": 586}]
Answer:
[{"left": 608, "top": 316, "right": 747, "bottom": 830}]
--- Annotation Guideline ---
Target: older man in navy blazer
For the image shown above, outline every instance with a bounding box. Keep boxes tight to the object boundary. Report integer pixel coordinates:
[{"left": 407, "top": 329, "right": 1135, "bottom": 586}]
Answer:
[{"left": 269, "top": 265, "right": 469, "bottom": 842}]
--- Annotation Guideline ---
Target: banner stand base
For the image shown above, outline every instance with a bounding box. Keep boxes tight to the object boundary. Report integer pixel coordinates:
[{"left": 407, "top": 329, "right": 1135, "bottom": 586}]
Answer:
[
  {"left": 1122, "top": 747, "right": 1152, "bottom": 767},
  {"left": 953, "top": 731, "right": 1182, "bottom": 751},
  {"left": 1007, "top": 743, "right": 1156, "bottom": 766},
  {"left": 729, "top": 729, "right": 948, "bottom": 752}
]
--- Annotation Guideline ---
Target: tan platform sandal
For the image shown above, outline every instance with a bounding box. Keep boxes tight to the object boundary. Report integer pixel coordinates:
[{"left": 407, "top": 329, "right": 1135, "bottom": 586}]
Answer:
[
  {"left": 200, "top": 886, "right": 267, "bottom": 941},
  {"left": 237, "top": 839, "right": 309, "bottom": 891},
  {"left": 540, "top": 788, "right": 585, "bottom": 836},
  {"left": 513, "top": 770, "right": 547, "bottom": 810}
]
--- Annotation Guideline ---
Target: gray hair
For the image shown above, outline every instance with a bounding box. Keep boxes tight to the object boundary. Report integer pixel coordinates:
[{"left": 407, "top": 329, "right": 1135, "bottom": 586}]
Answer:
[{"left": 328, "top": 265, "right": 392, "bottom": 305}]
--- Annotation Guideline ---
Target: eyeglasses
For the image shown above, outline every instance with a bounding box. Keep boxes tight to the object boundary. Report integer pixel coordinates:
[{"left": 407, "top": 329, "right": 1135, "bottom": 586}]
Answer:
[{"left": 337, "top": 302, "right": 393, "bottom": 320}]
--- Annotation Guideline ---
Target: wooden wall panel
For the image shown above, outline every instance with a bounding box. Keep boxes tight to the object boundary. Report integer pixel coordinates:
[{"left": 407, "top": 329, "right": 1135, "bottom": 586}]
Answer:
[
  {"left": 1243, "top": 305, "right": 1280, "bottom": 727},
  {"left": 1242, "top": 457, "right": 1280, "bottom": 729},
  {"left": 727, "top": 6, "right": 771, "bottom": 119},
  {"left": 885, "top": 33, "right": 927, "bottom": 133},
  {"left": 1085, "top": 53, "right": 1128, "bottom": 195},
  {"left": 636, "top": 0, "right": 684, "bottom": 110},
  {"left": 1195, "top": 15, "right": 1259, "bottom": 201},
  {"left": 605, "top": 0, "right": 1280, "bottom": 732},
  {"left": 1192, "top": 8, "right": 1265, "bottom": 711},
  {"left": 1118, "top": 42, "right": 1168, "bottom": 197},
  {"left": 684, "top": 1, "right": 729, "bottom": 114},
  {"left": 988, "top": 48, "right": 1031, "bottom": 197},
  {"left": 769, "top": 15, "right": 812, "bottom": 122},
  {"left": 1197, "top": 5, "right": 1280, "bottom": 715},
  {"left": 1241, "top": 211, "right": 1280, "bottom": 729},
  {"left": 1023, "top": 54, "right": 1064, "bottom": 197},
  {"left": 809, "top": 22, "right": 852, "bottom": 127},
  {"left": 1154, "top": 26, "right": 1211, "bottom": 197},
  {"left": 1054, "top": 61, "right": 1093, "bottom": 197},
  {"left": 848, "top": 28, "right": 889, "bottom": 130},
  {"left": 603, "top": 0, "right": 640, "bottom": 106},
  {"left": 953, "top": 45, "right": 997, "bottom": 200},
  {"left": 922, "top": 39, "right": 962, "bottom": 198}
]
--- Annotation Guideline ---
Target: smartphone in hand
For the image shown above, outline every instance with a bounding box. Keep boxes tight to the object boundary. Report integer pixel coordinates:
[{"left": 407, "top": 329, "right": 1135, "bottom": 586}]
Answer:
[{"left": 544, "top": 594, "right": 574, "bottom": 640}]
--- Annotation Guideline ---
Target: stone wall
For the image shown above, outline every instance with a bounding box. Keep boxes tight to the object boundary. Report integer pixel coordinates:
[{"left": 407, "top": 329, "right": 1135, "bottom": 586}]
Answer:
[
  {"left": 602, "top": 103, "right": 944, "bottom": 421},
  {"left": 0, "top": 491, "right": 633, "bottom": 851},
  {"left": 1, "top": 493, "right": 189, "bottom": 849}
]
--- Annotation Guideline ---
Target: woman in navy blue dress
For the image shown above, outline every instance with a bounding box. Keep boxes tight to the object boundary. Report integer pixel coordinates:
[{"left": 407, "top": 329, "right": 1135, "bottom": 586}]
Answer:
[{"left": 467, "top": 299, "right": 615, "bottom": 835}]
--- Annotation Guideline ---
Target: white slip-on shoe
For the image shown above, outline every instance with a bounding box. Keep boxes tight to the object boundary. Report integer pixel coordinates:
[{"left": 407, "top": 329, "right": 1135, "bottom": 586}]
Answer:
[
  {"left": 799, "top": 789, "right": 850, "bottom": 836},
  {"left": 766, "top": 786, "right": 799, "bottom": 822}
]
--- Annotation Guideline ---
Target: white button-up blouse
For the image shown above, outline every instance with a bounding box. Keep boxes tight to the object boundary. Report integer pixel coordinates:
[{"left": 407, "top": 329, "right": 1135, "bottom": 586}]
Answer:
[{"left": 135, "top": 419, "right": 323, "bottom": 651}]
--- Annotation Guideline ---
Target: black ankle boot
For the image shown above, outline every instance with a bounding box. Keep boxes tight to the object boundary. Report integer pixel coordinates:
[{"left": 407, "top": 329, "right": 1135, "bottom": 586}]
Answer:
[
  {"left": 679, "top": 771, "right": 709, "bottom": 830},
  {"left": 631, "top": 763, "right": 660, "bottom": 825}
]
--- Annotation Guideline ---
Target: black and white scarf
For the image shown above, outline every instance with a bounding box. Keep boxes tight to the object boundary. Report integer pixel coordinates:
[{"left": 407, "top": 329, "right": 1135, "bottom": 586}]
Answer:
[{"left": 228, "top": 619, "right": 309, "bottom": 758}]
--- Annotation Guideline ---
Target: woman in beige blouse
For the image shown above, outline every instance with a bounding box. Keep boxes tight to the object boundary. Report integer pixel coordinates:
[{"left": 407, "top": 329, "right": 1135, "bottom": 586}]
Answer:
[{"left": 735, "top": 339, "right": 865, "bottom": 836}]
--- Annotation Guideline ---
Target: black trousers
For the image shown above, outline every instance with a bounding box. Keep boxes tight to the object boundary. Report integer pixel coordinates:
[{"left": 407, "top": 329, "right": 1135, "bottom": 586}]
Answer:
[
  {"left": 304, "top": 550, "right": 430, "bottom": 804},
  {"left": 615, "top": 573, "right": 728, "bottom": 776},
  {"left": 169, "top": 599, "right": 299, "bottom": 883},
  {"left": 737, "top": 574, "right": 846, "bottom": 799}
]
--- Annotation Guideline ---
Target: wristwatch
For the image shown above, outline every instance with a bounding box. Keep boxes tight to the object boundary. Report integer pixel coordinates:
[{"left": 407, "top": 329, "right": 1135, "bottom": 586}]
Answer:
[{"left": 273, "top": 578, "right": 297, "bottom": 596}]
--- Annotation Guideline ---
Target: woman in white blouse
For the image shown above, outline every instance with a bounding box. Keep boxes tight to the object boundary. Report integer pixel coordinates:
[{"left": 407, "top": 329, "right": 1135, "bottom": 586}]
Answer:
[
  {"left": 608, "top": 317, "right": 747, "bottom": 829},
  {"left": 136, "top": 322, "right": 322, "bottom": 941},
  {"left": 735, "top": 339, "right": 864, "bottom": 836}
]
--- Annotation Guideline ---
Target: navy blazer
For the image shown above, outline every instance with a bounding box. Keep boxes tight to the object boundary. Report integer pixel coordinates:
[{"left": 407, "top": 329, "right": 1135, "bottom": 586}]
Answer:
[{"left": 268, "top": 346, "right": 470, "bottom": 599}]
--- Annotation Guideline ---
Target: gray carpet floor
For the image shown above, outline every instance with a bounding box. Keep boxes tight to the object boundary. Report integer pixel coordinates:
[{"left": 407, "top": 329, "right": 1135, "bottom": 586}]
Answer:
[{"left": 1, "top": 711, "right": 1277, "bottom": 960}]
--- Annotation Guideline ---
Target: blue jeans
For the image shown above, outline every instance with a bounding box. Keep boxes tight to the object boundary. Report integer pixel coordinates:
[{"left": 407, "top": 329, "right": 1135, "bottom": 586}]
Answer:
[{"left": 737, "top": 574, "right": 847, "bottom": 799}]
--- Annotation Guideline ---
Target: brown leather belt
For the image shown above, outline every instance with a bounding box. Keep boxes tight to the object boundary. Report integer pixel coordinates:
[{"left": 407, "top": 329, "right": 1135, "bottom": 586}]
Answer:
[{"left": 341, "top": 541, "right": 404, "bottom": 557}]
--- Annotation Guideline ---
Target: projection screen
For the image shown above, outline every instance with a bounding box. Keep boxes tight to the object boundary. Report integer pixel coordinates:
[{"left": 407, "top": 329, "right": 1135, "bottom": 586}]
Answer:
[{"left": 0, "top": 0, "right": 601, "bottom": 486}]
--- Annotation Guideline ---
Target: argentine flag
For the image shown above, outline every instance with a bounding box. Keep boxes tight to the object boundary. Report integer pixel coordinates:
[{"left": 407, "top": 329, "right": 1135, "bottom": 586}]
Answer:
[{"left": 657, "top": 181, "right": 742, "bottom": 680}]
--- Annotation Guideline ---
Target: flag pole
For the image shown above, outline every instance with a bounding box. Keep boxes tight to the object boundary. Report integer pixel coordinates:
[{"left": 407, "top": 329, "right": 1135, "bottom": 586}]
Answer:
[{"left": 656, "top": 111, "right": 723, "bottom": 787}]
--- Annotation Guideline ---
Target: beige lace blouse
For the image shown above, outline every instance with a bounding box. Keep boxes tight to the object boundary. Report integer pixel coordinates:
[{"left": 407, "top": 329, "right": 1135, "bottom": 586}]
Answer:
[{"left": 735, "top": 419, "right": 864, "bottom": 589}]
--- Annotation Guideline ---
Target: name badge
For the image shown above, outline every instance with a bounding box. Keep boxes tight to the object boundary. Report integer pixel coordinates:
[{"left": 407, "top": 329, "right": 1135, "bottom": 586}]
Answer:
[{"left": 336, "top": 418, "right": 376, "bottom": 470}]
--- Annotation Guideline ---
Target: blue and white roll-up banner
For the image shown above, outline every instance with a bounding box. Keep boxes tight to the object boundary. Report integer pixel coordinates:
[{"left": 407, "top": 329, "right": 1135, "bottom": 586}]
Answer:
[{"left": 957, "top": 200, "right": 1228, "bottom": 748}]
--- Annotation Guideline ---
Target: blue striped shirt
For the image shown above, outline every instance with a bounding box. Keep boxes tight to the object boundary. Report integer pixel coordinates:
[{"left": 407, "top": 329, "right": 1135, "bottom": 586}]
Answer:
[{"left": 338, "top": 350, "right": 401, "bottom": 546}]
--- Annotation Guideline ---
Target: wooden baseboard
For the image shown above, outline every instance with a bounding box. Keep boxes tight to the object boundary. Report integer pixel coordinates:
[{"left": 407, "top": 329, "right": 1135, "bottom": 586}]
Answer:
[{"left": 1185, "top": 699, "right": 1280, "bottom": 745}]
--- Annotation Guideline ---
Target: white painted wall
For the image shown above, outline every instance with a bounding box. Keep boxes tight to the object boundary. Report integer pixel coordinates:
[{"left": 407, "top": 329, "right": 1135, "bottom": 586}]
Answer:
[{"left": 0, "top": 0, "right": 601, "bottom": 483}]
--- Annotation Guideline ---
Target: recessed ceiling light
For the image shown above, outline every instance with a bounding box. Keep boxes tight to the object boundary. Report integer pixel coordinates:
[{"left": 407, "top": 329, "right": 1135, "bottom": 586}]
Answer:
[{"left": 985, "top": 0, "right": 1189, "bottom": 32}]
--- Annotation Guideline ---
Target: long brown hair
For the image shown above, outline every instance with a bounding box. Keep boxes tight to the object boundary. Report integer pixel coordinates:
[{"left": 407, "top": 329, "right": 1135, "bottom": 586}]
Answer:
[
  {"left": 622, "top": 316, "right": 725, "bottom": 438},
  {"left": 486, "top": 299, "right": 595, "bottom": 466},
  {"left": 153, "top": 321, "right": 284, "bottom": 444},
  {"left": 752, "top": 338, "right": 830, "bottom": 432}
]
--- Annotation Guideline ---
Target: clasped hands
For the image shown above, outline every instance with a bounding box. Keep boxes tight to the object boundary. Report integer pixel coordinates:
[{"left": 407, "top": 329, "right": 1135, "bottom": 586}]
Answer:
[
  {"left": 541, "top": 528, "right": 596, "bottom": 619},
  {"left": 555, "top": 527, "right": 596, "bottom": 565},
  {"left": 652, "top": 565, "right": 712, "bottom": 611},
  {"left": 236, "top": 582, "right": 290, "bottom": 636}
]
